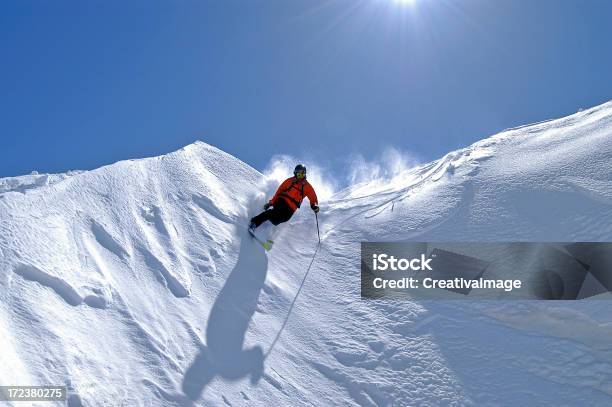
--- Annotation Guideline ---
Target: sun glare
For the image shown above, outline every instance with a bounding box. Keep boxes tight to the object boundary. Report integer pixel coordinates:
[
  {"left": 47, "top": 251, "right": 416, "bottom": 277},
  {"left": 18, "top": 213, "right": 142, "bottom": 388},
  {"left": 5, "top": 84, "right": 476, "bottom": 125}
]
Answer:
[{"left": 393, "top": 0, "right": 416, "bottom": 6}]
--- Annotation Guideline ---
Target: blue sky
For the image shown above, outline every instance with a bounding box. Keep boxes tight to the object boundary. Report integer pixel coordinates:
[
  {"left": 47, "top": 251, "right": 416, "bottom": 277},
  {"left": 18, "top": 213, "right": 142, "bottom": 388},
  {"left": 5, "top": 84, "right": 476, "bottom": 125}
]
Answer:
[{"left": 1, "top": 0, "right": 611, "bottom": 180}]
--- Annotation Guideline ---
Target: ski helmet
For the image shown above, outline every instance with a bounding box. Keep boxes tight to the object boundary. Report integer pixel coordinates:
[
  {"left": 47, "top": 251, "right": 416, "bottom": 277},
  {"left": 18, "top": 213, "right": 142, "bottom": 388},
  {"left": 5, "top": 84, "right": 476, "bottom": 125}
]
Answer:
[{"left": 294, "top": 164, "right": 307, "bottom": 178}]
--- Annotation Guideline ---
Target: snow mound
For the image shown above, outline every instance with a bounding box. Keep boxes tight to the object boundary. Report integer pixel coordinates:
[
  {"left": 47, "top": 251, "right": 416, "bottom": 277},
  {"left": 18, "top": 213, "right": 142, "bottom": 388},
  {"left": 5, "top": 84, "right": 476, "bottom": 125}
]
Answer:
[
  {"left": 0, "top": 171, "right": 82, "bottom": 195},
  {"left": 1, "top": 102, "right": 612, "bottom": 405}
]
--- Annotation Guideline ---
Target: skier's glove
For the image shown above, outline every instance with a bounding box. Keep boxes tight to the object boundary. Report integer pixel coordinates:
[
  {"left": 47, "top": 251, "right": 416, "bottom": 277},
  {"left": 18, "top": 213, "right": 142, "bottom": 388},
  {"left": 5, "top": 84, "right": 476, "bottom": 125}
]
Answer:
[
  {"left": 311, "top": 204, "right": 320, "bottom": 213},
  {"left": 264, "top": 202, "right": 272, "bottom": 210}
]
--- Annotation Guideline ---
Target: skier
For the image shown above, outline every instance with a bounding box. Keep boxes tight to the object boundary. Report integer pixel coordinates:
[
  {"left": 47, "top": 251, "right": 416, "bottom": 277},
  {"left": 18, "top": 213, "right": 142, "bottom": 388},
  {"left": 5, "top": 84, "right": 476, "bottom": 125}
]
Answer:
[{"left": 249, "top": 164, "right": 319, "bottom": 232}]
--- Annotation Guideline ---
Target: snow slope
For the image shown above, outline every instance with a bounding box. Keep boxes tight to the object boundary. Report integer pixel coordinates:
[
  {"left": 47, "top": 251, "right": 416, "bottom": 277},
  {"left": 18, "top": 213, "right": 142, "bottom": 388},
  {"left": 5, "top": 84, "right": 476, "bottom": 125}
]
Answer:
[{"left": 1, "top": 101, "right": 612, "bottom": 406}]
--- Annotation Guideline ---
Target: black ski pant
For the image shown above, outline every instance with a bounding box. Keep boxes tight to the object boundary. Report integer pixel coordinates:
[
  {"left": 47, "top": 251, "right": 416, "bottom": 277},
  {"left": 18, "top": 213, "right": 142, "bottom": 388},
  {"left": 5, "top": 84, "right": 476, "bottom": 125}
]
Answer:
[{"left": 251, "top": 198, "right": 295, "bottom": 227}]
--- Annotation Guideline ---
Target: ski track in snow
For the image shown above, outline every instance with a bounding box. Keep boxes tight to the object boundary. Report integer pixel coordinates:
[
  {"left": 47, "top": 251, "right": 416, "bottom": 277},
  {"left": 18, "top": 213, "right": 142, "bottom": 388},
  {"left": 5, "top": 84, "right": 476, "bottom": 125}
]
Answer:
[{"left": 0, "top": 102, "right": 612, "bottom": 405}]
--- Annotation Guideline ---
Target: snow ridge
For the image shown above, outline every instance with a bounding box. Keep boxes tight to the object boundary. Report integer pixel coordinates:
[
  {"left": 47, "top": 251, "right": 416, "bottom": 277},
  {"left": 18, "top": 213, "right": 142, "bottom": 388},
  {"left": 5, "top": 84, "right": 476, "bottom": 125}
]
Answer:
[{"left": 1, "top": 102, "right": 612, "bottom": 405}]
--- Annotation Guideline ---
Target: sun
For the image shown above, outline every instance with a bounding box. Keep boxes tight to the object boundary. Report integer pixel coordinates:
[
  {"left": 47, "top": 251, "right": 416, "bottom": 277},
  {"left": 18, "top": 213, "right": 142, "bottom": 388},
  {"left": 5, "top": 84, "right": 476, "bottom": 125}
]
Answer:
[{"left": 392, "top": 0, "right": 417, "bottom": 5}]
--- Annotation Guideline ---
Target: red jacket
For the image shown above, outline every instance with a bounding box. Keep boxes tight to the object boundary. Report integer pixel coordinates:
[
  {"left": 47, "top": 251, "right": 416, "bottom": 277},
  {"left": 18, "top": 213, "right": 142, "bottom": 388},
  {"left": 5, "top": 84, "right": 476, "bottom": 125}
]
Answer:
[{"left": 270, "top": 177, "right": 318, "bottom": 211}]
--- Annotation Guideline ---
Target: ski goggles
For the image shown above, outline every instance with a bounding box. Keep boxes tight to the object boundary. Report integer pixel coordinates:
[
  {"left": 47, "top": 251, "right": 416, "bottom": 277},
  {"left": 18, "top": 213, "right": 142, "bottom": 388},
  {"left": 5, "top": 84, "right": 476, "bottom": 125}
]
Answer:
[{"left": 295, "top": 171, "right": 306, "bottom": 179}]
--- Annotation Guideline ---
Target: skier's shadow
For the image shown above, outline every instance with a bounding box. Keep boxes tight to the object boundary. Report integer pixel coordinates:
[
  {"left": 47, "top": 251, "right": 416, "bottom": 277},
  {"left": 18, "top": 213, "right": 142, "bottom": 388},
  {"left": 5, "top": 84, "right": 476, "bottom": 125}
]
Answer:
[{"left": 182, "top": 233, "right": 267, "bottom": 401}]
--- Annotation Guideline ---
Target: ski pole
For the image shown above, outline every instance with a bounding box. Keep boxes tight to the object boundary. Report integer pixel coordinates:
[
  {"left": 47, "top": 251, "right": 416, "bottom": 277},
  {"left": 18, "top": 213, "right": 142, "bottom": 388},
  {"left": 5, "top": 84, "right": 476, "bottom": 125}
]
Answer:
[{"left": 315, "top": 212, "right": 321, "bottom": 244}]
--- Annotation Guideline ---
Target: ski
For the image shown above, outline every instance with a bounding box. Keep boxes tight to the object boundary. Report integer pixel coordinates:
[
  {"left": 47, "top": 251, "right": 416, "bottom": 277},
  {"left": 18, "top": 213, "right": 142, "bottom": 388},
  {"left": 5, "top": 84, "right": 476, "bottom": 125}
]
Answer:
[{"left": 248, "top": 229, "right": 274, "bottom": 251}]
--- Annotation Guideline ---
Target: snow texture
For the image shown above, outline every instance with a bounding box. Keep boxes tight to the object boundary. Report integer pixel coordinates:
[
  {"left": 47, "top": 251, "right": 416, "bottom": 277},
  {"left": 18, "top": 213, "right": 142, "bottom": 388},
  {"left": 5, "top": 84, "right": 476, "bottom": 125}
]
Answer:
[{"left": 1, "top": 101, "right": 612, "bottom": 406}]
